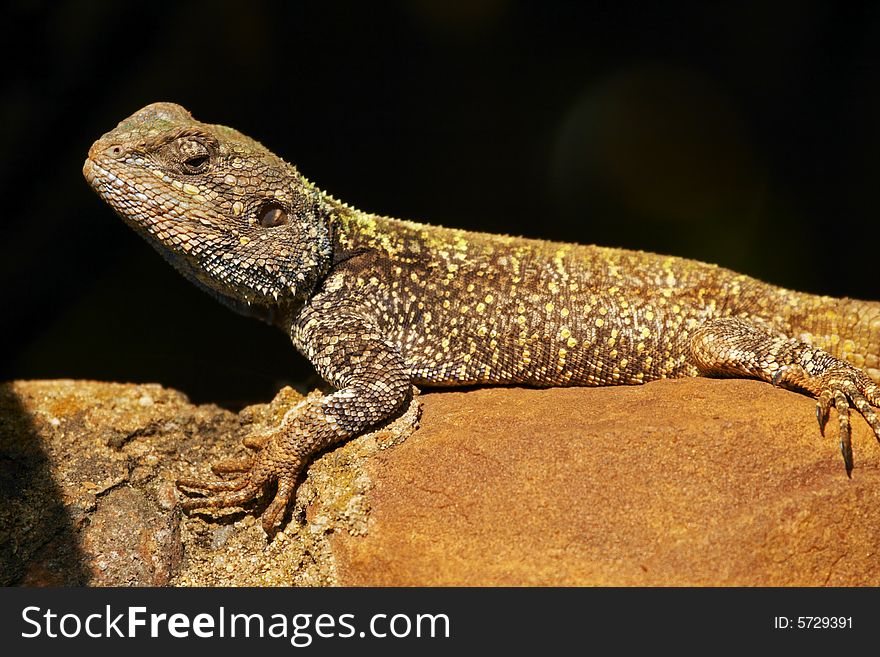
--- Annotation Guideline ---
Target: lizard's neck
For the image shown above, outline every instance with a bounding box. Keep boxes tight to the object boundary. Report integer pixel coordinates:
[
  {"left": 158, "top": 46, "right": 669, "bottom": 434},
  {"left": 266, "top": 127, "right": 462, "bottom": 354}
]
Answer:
[{"left": 325, "top": 199, "right": 410, "bottom": 262}]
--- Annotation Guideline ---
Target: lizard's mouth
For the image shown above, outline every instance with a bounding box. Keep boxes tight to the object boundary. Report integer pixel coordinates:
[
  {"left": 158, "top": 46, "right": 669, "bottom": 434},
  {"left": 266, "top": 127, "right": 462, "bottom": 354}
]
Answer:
[
  {"left": 84, "top": 156, "right": 208, "bottom": 268},
  {"left": 83, "top": 157, "right": 195, "bottom": 244},
  {"left": 83, "top": 156, "right": 284, "bottom": 323}
]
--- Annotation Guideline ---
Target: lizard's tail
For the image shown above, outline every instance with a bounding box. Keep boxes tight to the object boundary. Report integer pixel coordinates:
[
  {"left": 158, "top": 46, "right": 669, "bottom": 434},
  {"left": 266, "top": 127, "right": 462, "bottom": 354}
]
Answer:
[{"left": 788, "top": 295, "right": 880, "bottom": 384}]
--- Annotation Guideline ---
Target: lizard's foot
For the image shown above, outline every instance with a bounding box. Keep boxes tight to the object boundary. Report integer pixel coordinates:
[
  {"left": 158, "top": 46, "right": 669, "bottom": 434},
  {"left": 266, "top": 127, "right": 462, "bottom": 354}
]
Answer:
[
  {"left": 177, "top": 444, "right": 304, "bottom": 534},
  {"left": 773, "top": 364, "right": 880, "bottom": 475}
]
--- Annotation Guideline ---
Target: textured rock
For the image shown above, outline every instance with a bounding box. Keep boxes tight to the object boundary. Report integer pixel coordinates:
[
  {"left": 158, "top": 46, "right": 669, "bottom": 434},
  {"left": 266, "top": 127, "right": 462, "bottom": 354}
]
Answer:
[
  {"left": 331, "top": 379, "right": 880, "bottom": 586},
  {"left": 2, "top": 378, "right": 879, "bottom": 586},
  {"left": 0, "top": 380, "right": 418, "bottom": 586}
]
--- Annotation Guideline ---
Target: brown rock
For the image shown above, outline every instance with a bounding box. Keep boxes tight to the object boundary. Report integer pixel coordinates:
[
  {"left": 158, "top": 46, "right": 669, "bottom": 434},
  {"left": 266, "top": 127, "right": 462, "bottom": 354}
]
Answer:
[
  {"left": 2, "top": 378, "right": 878, "bottom": 586},
  {"left": 331, "top": 379, "right": 880, "bottom": 586},
  {"left": 0, "top": 380, "right": 418, "bottom": 586}
]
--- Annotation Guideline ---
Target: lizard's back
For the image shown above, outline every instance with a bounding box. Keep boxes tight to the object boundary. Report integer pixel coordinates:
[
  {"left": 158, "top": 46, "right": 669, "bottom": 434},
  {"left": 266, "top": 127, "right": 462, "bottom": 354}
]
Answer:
[{"left": 346, "top": 214, "right": 880, "bottom": 388}]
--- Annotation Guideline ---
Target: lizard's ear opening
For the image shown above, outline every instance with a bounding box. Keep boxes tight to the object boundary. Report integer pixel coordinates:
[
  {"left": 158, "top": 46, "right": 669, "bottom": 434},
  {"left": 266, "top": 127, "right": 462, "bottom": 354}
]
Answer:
[{"left": 257, "top": 202, "right": 289, "bottom": 228}]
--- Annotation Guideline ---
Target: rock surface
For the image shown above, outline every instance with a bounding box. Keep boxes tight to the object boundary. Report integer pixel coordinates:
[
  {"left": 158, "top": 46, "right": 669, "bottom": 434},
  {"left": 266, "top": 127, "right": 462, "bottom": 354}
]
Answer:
[
  {"left": 0, "top": 380, "right": 418, "bottom": 586},
  {"left": 2, "top": 378, "right": 879, "bottom": 586}
]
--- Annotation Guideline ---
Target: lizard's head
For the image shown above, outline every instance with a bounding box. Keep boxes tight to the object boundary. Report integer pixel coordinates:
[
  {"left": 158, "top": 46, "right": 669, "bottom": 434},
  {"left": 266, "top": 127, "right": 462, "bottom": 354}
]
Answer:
[{"left": 83, "top": 102, "right": 333, "bottom": 320}]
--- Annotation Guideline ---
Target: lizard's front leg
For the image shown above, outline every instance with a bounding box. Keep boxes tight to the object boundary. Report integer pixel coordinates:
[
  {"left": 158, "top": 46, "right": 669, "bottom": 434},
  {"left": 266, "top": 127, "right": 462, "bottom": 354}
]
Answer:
[
  {"left": 178, "top": 305, "right": 411, "bottom": 534},
  {"left": 690, "top": 317, "right": 880, "bottom": 474}
]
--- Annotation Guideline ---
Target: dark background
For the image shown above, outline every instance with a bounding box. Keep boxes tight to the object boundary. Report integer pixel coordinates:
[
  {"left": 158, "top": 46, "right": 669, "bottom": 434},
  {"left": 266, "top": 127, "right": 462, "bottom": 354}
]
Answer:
[{"left": 3, "top": 0, "right": 880, "bottom": 407}]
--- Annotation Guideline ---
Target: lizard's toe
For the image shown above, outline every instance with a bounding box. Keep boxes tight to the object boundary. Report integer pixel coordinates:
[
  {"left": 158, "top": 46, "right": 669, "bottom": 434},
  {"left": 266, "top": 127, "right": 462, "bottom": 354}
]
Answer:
[
  {"left": 261, "top": 476, "right": 296, "bottom": 534},
  {"left": 832, "top": 389, "right": 853, "bottom": 476},
  {"left": 816, "top": 389, "right": 833, "bottom": 436},
  {"left": 776, "top": 362, "right": 879, "bottom": 474},
  {"left": 177, "top": 461, "right": 269, "bottom": 510},
  {"left": 814, "top": 373, "right": 880, "bottom": 476},
  {"left": 178, "top": 478, "right": 264, "bottom": 511},
  {"left": 177, "top": 437, "right": 307, "bottom": 531},
  {"left": 177, "top": 475, "right": 252, "bottom": 493}
]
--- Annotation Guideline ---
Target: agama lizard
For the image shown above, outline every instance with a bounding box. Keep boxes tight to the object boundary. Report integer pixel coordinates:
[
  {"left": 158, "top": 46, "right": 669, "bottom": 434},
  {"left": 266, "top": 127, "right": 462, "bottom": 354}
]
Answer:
[{"left": 84, "top": 103, "right": 880, "bottom": 533}]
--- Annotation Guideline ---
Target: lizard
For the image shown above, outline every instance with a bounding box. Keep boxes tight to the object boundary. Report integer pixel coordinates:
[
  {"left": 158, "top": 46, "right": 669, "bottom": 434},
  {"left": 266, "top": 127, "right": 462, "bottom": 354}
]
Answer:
[{"left": 83, "top": 102, "right": 880, "bottom": 534}]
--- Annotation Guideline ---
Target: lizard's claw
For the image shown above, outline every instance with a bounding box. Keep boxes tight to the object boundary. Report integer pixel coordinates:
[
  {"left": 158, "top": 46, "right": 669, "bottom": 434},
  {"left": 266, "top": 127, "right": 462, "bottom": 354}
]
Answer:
[
  {"left": 831, "top": 388, "right": 853, "bottom": 476},
  {"left": 816, "top": 389, "right": 833, "bottom": 436},
  {"left": 776, "top": 364, "right": 880, "bottom": 475},
  {"left": 177, "top": 447, "right": 302, "bottom": 534}
]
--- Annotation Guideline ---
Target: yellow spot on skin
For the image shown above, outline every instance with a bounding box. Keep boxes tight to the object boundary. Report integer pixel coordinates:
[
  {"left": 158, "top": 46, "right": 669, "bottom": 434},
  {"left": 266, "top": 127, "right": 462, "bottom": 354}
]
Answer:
[
  {"left": 476, "top": 303, "right": 486, "bottom": 313},
  {"left": 560, "top": 328, "right": 571, "bottom": 339},
  {"left": 645, "top": 310, "right": 655, "bottom": 321},
  {"left": 517, "top": 315, "right": 527, "bottom": 326},
  {"left": 485, "top": 294, "right": 494, "bottom": 304},
  {"left": 182, "top": 183, "right": 200, "bottom": 195},
  {"left": 477, "top": 326, "right": 488, "bottom": 336},
  {"left": 239, "top": 236, "right": 250, "bottom": 245},
  {"left": 232, "top": 201, "right": 243, "bottom": 216},
  {"left": 595, "top": 318, "right": 604, "bottom": 328},
  {"left": 545, "top": 302, "right": 555, "bottom": 313},
  {"left": 561, "top": 308, "right": 570, "bottom": 317},
  {"left": 620, "top": 358, "right": 629, "bottom": 368},
  {"left": 567, "top": 337, "right": 578, "bottom": 348},
  {"left": 640, "top": 327, "right": 651, "bottom": 339},
  {"left": 442, "top": 300, "right": 450, "bottom": 309}
]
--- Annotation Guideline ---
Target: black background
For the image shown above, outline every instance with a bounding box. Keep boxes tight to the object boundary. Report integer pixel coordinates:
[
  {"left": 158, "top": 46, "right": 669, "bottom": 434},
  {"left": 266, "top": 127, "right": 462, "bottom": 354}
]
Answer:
[{"left": 3, "top": 1, "right": 880, "bottom": 407}]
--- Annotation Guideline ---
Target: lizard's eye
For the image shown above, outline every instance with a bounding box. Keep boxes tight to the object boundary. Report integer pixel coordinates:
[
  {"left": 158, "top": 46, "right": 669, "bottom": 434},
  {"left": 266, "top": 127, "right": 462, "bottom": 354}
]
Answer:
[
  {"left": 184, "top": 154, "right": 209, "bottom": 172},
  {"left": 178, "top": 139, "right": 210, "bottom": 174},
  {"left": 257, "top": 202, "right": 288, "bottom": 227}
]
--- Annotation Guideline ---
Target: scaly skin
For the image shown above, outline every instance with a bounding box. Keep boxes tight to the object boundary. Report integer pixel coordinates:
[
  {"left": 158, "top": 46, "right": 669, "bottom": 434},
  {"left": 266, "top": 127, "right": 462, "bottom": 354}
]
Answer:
[{"left": 84, "top": 103, "right": 880, "bottom": 533}]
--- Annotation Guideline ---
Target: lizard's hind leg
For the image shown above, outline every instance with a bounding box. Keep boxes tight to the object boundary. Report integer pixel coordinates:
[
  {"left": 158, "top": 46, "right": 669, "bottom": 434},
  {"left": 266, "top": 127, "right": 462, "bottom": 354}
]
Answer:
[{"left": 689, "top": 316, "right": 880, "bottom": 474}]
